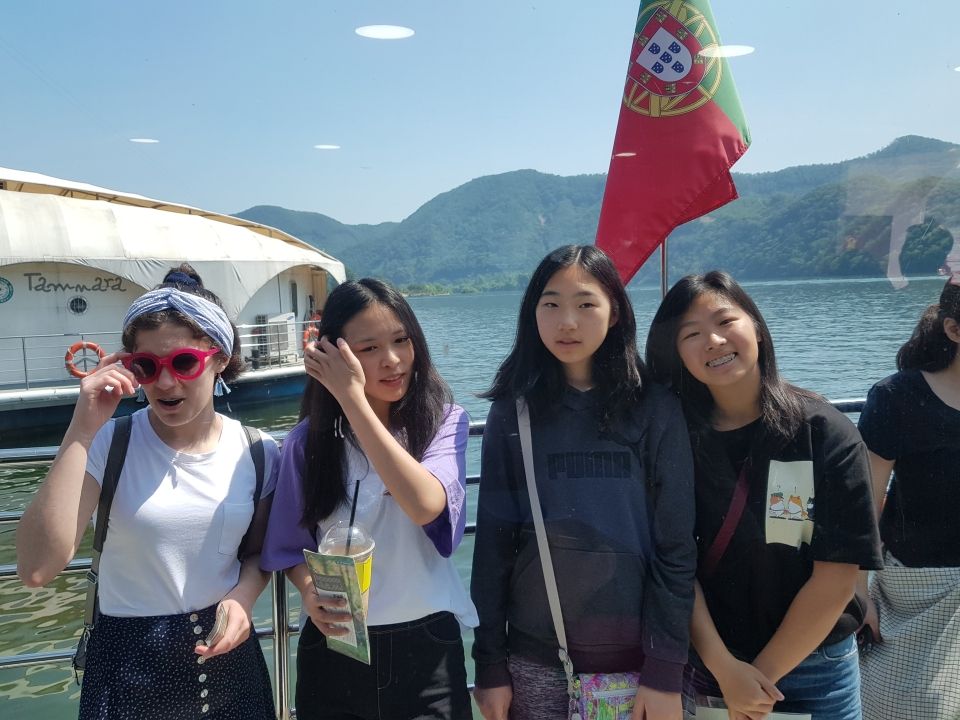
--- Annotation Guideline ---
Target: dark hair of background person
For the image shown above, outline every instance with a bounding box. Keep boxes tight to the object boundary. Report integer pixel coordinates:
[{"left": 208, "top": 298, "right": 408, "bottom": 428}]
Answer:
[
  {"left": 482, "top": 244, "right": 644, "bottom": 431},
  {"left": 896, "top": 280, "right": 960, "bottom": 372},
  {"left": 299, "top": 278, "right": 452, "bottom": 527},
  {"left": 121, "top": 263, "right": 244, "bottom": 382},
  {"left": 646, "top": 270, "right": 817, "bottom": 447}
]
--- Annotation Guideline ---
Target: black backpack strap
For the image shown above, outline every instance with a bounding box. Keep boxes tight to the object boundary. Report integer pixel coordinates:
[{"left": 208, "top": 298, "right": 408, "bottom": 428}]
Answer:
[
  {"left": 81, "top": 413, "right": 133, "bottom": 638},
  {"left": 243, "top": 425, "right": 265, "bottom": 504},
  {"left": 238, "top": 426, "right": 266, "bottom": 558},
  {"left": 92, "top": 414, "right": 133, "bottom": 553}
]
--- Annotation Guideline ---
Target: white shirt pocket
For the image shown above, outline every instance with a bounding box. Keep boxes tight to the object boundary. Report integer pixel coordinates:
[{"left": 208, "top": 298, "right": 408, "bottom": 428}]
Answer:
[{"left": 218, "top": 501, "right": 253, "bottom": 555}]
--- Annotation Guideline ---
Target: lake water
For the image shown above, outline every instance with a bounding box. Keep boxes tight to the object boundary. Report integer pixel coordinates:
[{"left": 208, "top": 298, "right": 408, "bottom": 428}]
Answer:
[{"left": 0, "top": 275, "right": 946, "bottom": 718}]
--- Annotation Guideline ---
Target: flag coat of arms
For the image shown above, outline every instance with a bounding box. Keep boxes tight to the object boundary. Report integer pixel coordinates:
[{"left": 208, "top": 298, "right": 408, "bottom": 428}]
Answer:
[{"left": 596, "top": 0, "right": 751, "bottom": 282}]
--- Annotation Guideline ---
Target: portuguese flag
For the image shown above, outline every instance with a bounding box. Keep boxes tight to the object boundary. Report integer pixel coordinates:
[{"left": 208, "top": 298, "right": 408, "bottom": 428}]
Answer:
[{"left": 596, "top": 0, "right": 750, "bottom": 282}]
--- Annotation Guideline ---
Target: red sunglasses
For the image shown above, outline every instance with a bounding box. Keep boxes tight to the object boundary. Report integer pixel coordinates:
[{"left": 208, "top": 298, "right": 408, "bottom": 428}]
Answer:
[{"left": 121, "top": 348, "right": 220, "bottom": 384}]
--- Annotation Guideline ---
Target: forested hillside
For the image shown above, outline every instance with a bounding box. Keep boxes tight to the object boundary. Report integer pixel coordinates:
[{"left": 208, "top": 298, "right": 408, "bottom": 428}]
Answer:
[{"left": 236, "top": 135, "right": 960, "bottom": 289}]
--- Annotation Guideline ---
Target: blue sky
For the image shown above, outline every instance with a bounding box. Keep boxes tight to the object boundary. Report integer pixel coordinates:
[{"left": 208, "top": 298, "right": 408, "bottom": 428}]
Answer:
[{"left": 2, "top": 1, "right": 959, "bottom": 225}]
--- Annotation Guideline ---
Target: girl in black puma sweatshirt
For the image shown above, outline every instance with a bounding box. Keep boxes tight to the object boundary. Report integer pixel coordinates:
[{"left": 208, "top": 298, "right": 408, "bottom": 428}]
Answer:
[{"left": 471, "top": 245, "right": 697, "bottom": 720}]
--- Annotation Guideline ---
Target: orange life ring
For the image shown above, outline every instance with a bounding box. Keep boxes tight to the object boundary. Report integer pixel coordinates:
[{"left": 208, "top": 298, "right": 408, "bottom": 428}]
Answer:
[
  {"left": 64, "top": 341, "right": 106, "bottom": 379},
  {"left": 302, "top": 325, "right": 320, "bottom": 349}
]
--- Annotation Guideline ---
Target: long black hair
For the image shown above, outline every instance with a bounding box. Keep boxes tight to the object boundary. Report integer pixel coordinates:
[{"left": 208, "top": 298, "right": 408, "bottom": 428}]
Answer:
[
  {"left": 646, "top": 270, "right": 815, "bottom": 445},
  {"left": 482, "top": 245, "right": 643, "bottom": 428},
  {"left": 896, "top": 280, "right": 960, "bottom": 371},
  {"left": 300, "top": 278, "right": 452, "bottom": 527},
  {"left": 121, "top": 263, "right": 243, "bottom": 381}
]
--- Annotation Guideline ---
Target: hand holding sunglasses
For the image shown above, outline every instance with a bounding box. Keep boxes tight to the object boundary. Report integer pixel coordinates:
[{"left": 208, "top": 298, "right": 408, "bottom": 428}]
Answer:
[
  {"left": 121, "top": 347, "right": 220, "bottom": 384},
  {"left": 68, "top": 352, "right": 142, "bottom": 436}
]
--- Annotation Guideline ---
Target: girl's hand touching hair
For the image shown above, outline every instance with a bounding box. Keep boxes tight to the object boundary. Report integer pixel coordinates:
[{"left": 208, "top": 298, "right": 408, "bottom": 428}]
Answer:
[{"left": 304, "top": 337, "right": 366, "bottom": 407}]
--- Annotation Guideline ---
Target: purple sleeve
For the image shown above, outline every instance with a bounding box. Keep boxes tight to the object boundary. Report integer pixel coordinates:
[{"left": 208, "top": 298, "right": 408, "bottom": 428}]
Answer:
[
  {"left": 421, "top": 404, "right": 469, "bottom": 558},
  {"left": 260, "top": 421, "right": 318, "bottom": 572}
]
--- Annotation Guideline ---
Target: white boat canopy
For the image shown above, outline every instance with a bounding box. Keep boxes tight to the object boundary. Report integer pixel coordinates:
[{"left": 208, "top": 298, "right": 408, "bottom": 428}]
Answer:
[{"left": 0, "top": 166, "right": 345, "bottom": 319}]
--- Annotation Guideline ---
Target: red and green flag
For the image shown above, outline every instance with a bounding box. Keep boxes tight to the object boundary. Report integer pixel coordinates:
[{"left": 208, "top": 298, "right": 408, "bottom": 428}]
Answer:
[{"left": 595, "top": 0, "right": 750, "bottom": 282}]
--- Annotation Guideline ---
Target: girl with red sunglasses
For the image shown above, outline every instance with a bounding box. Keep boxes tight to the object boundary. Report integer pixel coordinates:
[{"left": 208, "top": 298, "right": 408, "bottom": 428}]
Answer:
[{"left": 17, "top": 264, "right": 279, "bottom": 720}]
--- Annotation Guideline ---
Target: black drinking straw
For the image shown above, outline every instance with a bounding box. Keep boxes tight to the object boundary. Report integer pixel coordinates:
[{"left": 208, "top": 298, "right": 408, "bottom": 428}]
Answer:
[{"left": 346, "top": 478, "right": 360, "bottom": 554}]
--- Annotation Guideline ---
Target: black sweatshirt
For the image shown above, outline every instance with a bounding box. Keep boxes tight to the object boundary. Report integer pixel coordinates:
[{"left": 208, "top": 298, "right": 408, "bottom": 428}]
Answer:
[{"left": 471, "top": 384, "right": 697, "bottom": 693}]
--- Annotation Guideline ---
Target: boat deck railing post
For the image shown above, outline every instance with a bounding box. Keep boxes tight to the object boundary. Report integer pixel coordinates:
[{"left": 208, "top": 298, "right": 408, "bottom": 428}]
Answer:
[
  {"left": 271, "top": 570, "right": 291, "bottom": 720},
  {"left": 20, "top": 336, "right": 29, "bottom": 390}
]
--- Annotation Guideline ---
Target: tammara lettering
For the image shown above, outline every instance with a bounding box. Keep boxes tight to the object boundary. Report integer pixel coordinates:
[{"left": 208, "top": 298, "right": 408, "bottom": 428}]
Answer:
[{"left": 24, "top": 272, "right": 127, "bottom": 293}]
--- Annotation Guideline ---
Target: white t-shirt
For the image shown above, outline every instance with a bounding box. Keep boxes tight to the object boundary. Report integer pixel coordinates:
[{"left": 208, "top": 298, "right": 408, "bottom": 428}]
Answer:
[
  {"left": 86, "top": 409, "right": 279, "bottom": 617},
  {"left": 317, "top": 443, "right": 478, "bottom": 627}
]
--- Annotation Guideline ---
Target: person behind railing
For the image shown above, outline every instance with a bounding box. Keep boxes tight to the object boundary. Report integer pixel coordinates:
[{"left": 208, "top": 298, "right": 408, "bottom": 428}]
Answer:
[
  {"left": 646, "top": 270, "right": 883, "bottom": 720},
  {"left": 857, "top": 278, "right": 960, "bottom": 720},
  {"left": 15, "top": 263, "right": 279, "bottom": 719},
  {"left": 261, "top": 278, "right": 477, "bottom": 720},
  {"left": 471, "top": 245, "right": 697, "bottom": 720}
]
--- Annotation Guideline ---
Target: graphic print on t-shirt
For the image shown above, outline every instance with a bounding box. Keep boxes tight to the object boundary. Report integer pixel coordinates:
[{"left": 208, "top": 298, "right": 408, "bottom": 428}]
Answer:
[
  {"left": 765, "top": 460, "right": 814, "bottom": 548},
  {"left": 768, "top": 491, "right": 785, "bottom": 517},
  {"left": 785, "top": 494, "right": 806, "bottom": 521}
]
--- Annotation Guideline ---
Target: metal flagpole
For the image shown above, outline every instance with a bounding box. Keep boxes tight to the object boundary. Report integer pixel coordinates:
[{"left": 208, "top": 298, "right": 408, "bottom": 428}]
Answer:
[{"left": 660, "top": 238, "right": 669, "bottom": 299}]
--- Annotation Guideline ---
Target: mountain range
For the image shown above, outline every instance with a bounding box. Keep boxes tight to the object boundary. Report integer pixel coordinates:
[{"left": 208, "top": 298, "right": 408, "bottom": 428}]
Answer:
[{"left": 235, "top": 135, "right": 960, "bottom": 289}]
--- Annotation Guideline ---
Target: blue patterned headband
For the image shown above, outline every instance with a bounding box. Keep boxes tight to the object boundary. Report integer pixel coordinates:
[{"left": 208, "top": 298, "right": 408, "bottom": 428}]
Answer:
[{"left": 122, "top": 288, "right": 235, "bottom": 354}]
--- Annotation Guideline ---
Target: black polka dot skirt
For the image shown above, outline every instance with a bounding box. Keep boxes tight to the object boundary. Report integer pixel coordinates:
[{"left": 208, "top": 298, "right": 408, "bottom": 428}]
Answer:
[{"left": 78, "top": 604, "right": 275, "bottom": 720}]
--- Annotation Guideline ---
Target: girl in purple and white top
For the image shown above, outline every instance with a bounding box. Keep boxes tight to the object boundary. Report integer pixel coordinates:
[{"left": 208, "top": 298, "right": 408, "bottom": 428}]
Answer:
[{"left": 261, "top": 278, "right": 477, "bottom": 720}]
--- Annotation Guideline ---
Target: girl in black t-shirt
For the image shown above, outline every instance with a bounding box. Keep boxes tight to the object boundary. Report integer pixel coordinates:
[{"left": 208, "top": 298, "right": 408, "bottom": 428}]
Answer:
[
  {"left": 857, "top": 279, "right": 960, "bottom": 720},
  {"left": 647, "top": 271, "right": 882, "bottom": 720}
]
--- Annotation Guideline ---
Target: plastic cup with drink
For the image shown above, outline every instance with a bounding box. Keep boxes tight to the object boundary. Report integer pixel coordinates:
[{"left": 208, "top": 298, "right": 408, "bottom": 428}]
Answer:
[{"left": 318, "top": 520, "right": 375, "bottom": 618}]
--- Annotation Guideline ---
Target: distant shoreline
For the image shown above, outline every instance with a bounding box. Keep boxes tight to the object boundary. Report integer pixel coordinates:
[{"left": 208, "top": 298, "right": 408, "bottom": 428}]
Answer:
[{"left": 398, "top": 273, "right": 949, "bottom": 297}]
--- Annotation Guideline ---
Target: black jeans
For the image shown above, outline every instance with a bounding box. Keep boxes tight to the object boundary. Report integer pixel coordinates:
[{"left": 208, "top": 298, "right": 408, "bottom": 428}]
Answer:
[{"left": 295, "top": 611, "right": 472, "bottom": 720}]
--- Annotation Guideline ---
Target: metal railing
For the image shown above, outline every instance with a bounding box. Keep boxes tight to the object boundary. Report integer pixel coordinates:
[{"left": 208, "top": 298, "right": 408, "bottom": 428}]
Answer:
[
  {"left": 0, "top": 331, "right": 118, "bottom": 389},
  {"left": 0, "top": 405, "right": 865, "bottom": 719}
]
